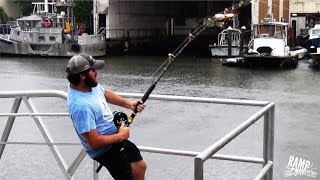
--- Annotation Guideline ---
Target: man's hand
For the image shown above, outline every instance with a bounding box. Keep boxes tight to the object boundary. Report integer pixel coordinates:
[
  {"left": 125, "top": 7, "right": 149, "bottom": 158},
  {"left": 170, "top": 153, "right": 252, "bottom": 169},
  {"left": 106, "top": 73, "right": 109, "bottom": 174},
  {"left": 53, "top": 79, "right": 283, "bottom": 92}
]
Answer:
[
  {"left": 130, "top": 99, "right": 146, "bottom": 112},
  {"left": 118, "top": 123, "right": 130, "bottom": 142}
]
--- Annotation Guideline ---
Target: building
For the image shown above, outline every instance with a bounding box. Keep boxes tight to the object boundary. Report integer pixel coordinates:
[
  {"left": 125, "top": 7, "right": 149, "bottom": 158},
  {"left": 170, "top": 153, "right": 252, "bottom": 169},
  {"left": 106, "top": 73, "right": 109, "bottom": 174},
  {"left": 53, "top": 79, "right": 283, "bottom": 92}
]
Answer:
[
  {"left": 251, "top": 0, "right": 289, "bottom": 24},
  {"left": 289, "top": 0, "right": 320, "bottom": 36}
]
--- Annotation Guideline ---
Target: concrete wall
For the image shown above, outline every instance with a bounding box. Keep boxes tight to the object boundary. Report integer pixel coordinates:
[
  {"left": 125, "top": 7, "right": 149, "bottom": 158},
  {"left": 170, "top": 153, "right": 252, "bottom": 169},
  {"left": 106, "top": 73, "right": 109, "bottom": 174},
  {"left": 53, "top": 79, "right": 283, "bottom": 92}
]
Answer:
[
  {"left": 108, "top": 1, "right": 167, "bottom": 30},
  {"left": 290, "top": 0, "right": 320, "bottom": 13}
]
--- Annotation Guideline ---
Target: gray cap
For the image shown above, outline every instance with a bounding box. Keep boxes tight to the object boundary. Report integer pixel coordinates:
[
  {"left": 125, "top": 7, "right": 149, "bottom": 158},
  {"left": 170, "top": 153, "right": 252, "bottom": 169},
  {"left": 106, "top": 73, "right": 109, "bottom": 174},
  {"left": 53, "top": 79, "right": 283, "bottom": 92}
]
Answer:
[{"left": 67, "top": 53, "right": 105, "bottom": 74}]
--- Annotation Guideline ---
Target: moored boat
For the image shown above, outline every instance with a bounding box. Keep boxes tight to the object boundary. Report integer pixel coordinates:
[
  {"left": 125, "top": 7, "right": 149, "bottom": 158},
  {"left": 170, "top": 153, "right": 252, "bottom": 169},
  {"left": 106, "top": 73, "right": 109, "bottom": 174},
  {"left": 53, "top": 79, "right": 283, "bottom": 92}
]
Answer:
[
  {"left": 0, "top": 0, "right": 106, "bottom": 57},
  {"left": 209, "top": 27, "right": 247, "bottom": 57},
  {"left": 242, "top": 14, "right": 299, "bottom": 69},
  {"left": 307, "top": 25, "right": 320, "bottom": 68}
]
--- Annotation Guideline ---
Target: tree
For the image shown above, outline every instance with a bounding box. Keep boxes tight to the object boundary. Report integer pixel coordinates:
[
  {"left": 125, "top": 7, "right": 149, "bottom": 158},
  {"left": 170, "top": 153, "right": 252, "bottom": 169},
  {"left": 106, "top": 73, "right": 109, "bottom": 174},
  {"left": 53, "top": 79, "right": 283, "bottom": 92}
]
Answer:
[
  {"left": 0, "top": 7, "right": 9, "bottom": 24},
  {"left": 74, "top": 0, "right": 93, "bottom": 23},
  {"left": 14, "top": 1, "right": 34, "bottom": 16}
]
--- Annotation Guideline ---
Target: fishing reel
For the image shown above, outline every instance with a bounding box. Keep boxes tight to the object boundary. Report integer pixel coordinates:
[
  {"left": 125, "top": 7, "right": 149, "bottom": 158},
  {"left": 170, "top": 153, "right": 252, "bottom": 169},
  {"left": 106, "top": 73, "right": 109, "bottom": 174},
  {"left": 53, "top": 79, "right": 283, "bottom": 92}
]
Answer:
[{"left": 113, "top": 111, "right": 129, "bottom": 128}]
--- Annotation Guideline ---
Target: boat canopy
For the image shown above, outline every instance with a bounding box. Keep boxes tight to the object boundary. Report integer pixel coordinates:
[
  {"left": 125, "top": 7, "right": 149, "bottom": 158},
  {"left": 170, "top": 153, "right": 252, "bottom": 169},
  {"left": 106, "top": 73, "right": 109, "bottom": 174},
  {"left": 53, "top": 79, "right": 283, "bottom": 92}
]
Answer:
[{"left": 17, "top": 15, "right": 43, "bottom": 21}]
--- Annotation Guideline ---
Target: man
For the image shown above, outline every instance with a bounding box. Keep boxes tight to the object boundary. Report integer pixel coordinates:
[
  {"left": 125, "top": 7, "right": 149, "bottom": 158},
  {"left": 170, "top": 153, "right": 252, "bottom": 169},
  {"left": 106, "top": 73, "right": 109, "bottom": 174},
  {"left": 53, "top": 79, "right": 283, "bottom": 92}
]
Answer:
[{"left": 66, "top": 53, "right": 147, "bottom": 180}]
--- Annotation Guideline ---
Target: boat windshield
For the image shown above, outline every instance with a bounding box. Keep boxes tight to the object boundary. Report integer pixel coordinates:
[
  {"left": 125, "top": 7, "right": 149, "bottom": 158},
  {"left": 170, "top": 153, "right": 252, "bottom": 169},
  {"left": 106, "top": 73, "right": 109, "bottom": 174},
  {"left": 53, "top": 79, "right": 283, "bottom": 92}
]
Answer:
[
  {"left": 310, "top": 29, "right": 320, "bottom": 36},
  {"left": 254, "top": 24, "right": 287, "bottom": 39}
]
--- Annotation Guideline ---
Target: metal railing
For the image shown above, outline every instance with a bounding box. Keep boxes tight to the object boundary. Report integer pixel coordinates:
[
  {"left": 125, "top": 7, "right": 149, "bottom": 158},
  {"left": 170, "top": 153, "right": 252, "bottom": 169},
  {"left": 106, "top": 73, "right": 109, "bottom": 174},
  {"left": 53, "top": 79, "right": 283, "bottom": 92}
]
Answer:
[{"left": 0, "top": 90, "right": 274, "bottom": 180}]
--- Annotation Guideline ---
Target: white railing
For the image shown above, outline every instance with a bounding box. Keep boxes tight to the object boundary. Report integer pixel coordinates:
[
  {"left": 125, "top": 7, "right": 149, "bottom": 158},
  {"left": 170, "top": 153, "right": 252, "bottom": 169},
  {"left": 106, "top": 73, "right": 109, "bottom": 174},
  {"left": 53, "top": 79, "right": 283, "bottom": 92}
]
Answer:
[{"left": 0, "top": 90, "right": 274, "bottom": 180}]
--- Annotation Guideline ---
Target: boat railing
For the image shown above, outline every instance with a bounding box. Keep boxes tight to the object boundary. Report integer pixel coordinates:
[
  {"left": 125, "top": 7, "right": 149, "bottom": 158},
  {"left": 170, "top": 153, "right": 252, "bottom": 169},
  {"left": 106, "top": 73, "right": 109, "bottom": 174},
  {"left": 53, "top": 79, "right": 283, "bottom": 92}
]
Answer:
[
  {"left": 0, "top": 90, "right": 274, "bottom": 180},
  {"left": 104, "top": 29, "right": 125, "bottom": 39}
]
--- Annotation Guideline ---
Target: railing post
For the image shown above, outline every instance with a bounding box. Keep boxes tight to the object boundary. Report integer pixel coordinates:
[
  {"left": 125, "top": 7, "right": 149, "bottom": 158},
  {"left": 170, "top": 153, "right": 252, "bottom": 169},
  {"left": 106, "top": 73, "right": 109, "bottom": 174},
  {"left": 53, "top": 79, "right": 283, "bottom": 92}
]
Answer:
[
  {"left": 268, "top": 105, "right": 274, "bottom": 180},
  {"left": 0, "top": 97, "right": 22, "bottom": 159},
  {"left": 93, "top": 160, "right": 99, "bottom": 180},
  {"left": 263, "top": 103, "right": 274, "bottom": 180},
  {"left": 194, "top": 156, "right": 204, "bottom": 180}
]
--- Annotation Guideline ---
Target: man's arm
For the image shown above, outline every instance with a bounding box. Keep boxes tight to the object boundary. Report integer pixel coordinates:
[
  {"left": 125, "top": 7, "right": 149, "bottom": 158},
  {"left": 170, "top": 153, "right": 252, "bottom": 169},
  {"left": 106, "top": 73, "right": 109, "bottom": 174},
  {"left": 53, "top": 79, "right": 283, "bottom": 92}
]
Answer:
[
  {"left": 82, "top": 123, "right": 129, "bottom": 149},
  {"left": 104, "top": 89, "right": 145, "bottom": 112}
]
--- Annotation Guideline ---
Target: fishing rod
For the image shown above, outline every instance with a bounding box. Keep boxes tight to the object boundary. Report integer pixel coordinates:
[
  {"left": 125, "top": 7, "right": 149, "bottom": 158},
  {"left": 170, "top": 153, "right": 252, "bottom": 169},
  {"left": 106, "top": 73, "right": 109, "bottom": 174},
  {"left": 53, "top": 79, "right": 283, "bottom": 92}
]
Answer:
[
  {"left": 97, "top": 0, "right": 252, "bottom": 173},
  {"left": 98, "top": 24, "right": 210, "bottom": 172},
  {"left": 113, "top": 21, "right": 210, "bottom": 128},
  {"left": 113, "top": 0, "right": 252, "bottom": 128}
]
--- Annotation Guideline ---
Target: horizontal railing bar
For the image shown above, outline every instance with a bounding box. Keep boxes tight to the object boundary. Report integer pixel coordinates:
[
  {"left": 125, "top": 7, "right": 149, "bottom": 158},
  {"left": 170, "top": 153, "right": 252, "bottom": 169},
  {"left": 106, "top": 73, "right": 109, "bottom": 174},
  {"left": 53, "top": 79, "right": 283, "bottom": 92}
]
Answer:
[
  {"left": 0, "top": 90, "right": 269, "bottom": 107},
  {"left": 139, "top": 146, "right": 264, "bottom": 164},
  {"left": 117, "top": 92, "right": 269, "bottom": 106},
  {"left": 197, "top": 102, "right": 274, "bottom": 161},
  {"left": 0, "top": 113, "right": 69, "bottom": 117},
  {"left": 0, "top": 140, "right": 264, "bottom": 164},
  {"left": 0, "top": 141, "right": 81, "bottom": 146},
  {"left": 254, "top": 161, "right": 273, "bottom": 180},
  {"left": 0, "top": 90, "right": 68, "bottom": 100}
]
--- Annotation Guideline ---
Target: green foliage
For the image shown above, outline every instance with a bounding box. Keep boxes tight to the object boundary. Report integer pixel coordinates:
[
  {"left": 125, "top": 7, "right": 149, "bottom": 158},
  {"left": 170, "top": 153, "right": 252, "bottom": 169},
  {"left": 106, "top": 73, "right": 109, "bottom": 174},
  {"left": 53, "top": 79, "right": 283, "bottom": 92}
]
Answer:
[
  {"left": 13, "top": 0, "right": 93, "bottom": 24},
  {"left": 74, "top": 0, "right": 93, "bottom": 23},
  {"left": 0, "top": 7, "right": 9, "bottom": 24},
  {"left": 14, "top": 1, "right": 34, "bottom": 16}
]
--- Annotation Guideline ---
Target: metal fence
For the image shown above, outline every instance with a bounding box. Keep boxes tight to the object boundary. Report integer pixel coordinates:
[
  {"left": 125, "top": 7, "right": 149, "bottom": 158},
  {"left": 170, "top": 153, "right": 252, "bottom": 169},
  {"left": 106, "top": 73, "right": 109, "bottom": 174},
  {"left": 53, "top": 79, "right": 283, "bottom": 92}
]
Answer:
[{"left": 0, "top": 90, "right": 274, "bottom": 180}]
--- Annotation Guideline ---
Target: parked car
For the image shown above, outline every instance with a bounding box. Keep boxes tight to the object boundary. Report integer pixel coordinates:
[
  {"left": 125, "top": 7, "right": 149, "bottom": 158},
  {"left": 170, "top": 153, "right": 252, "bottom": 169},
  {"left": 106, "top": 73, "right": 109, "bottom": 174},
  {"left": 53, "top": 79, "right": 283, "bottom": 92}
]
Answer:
[{"left": 0, "top": 21, "right": 19, "bottom": 34}]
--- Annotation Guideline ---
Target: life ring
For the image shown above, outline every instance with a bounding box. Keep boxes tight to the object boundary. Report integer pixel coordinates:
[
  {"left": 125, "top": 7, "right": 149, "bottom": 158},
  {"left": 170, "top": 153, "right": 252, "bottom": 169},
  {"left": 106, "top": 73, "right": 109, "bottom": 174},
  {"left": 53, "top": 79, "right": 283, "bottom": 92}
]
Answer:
[
  {"left": 71, "top": 43, "right": 80, "bottom": 52},
  {"left": 42, "top": 17, "right": 51, "bottom": 28}
]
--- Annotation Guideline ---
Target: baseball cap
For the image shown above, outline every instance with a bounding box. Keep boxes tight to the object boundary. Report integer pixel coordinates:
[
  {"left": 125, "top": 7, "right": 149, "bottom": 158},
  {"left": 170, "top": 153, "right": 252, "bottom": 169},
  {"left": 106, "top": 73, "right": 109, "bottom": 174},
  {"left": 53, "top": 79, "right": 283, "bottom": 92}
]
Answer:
[{"left": 67, "top": 53, "right": 105, "bottom": 74}]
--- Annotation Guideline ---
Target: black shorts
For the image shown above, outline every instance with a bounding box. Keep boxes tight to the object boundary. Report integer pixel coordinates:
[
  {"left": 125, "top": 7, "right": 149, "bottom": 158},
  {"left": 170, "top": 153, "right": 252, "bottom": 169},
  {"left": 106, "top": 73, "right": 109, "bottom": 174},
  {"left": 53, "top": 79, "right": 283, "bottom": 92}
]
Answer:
[{"left": 94, "top": 140, "right": 143, "bottom": 180}]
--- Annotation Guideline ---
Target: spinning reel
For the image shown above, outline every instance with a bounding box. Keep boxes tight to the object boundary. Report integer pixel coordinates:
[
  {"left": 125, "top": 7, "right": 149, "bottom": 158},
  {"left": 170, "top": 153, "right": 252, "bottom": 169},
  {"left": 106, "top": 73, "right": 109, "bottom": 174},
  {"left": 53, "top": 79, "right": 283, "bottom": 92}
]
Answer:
[{"left": 113, "top": 111, "right": 129, "bottom": 128}]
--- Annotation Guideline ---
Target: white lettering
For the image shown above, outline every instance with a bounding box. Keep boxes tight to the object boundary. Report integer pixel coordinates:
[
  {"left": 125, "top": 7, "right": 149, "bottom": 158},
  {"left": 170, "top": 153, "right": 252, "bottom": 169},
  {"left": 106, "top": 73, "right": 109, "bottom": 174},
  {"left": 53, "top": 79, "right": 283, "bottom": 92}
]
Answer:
[
  {"left": 288, "top": 156, "right": 294, "bottom": 166},
  {"left": 305, "top": 160, "right": 311, "bottom": 170},
  {"left": 298, "top": 159, "right": 306, "bottom": 170},
  {"left": 292, "top": 157, "right": 298, "bottom": 168},
  {"left": 284, "top": 155, "right": 318, "bottom": 179}
]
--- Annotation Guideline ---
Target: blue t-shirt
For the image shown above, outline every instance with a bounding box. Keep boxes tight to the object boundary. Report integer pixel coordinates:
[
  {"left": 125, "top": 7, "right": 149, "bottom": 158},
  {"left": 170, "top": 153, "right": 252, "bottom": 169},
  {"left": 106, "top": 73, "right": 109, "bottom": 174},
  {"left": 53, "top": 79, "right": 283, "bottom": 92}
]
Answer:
[{"left": 67, "top": 84, "right": 118, "bottom": 159}]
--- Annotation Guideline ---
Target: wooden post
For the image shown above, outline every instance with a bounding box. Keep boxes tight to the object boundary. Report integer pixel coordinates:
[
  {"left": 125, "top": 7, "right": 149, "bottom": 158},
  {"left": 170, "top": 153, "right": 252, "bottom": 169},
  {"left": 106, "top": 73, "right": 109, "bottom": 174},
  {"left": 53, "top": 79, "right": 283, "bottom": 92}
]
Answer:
[
  {"left": 239, "top": 26, "right": 246, "bottom": 56},
  {"left": 227, "top": 26, "right": 232, "bottom": 58}
]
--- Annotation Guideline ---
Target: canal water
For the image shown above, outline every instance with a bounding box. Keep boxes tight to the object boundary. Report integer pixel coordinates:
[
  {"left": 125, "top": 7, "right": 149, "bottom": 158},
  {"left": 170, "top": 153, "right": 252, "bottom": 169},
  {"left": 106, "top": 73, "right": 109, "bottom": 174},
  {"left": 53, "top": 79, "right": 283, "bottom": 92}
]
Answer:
[{"left": 0, "top": 55, "right": 319, "bottom": 180}]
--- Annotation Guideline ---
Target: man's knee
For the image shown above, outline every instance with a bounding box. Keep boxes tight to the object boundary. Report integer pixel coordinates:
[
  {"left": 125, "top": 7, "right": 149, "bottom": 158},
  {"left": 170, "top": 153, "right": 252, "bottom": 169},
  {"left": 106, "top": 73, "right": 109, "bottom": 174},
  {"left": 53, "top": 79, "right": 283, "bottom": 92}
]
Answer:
[{"left": 132, "top": 160, "right": 147, "bottom": 174}]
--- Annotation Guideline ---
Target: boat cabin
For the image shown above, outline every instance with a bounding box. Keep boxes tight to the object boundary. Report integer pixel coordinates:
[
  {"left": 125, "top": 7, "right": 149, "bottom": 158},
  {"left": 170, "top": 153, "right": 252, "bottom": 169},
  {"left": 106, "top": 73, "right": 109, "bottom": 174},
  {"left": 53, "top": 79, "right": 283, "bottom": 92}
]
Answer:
[
  {"left": 251, "top": 17, "right": 289, "bottom": 56},
  {"left": 8, "top": 1, "right": 72, "bottom": 45},
  {"left": 217, "top": 28, "right": 241, "bottom": 46}
]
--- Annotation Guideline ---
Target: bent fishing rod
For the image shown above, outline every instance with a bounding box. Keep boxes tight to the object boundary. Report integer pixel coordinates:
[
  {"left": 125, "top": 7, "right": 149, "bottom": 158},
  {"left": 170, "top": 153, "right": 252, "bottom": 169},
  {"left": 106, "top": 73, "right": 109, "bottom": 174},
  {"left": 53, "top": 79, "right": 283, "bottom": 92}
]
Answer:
[
  {"left": 113, "top": 0, "right": 252, "bottom": 128},
  {"left": 99, "top": 3, "right": 249, "bottom": 171},
  {"left": 112, "top": 20, "right": 211, "bottom": 128},
  {"left": 97, "top": 0, "right": 251, "bottom": 173}
]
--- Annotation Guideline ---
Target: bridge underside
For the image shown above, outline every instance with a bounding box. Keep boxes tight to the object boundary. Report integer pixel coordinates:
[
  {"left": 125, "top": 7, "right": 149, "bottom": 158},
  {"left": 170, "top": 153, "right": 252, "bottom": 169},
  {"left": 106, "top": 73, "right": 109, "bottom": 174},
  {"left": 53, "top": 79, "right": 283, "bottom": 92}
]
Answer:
[{"left": 95, "top": 1, "right": 251, "bottom": 56}]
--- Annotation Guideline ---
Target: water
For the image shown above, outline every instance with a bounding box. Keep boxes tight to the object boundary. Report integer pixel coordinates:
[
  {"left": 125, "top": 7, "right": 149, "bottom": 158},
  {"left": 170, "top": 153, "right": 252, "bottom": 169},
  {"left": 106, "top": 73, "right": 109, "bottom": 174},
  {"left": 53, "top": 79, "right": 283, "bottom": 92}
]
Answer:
[{"left": 0, "top": 55, "right": 319, "bottom": 180}]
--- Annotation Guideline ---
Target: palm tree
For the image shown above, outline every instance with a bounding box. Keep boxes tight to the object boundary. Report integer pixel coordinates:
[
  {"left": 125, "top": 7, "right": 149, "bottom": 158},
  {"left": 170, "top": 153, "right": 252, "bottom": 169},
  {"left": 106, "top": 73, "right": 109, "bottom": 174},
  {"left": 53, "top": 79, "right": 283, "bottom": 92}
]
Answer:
[{"left": 0, "top": 7, "right": 9, "bottom": 24}]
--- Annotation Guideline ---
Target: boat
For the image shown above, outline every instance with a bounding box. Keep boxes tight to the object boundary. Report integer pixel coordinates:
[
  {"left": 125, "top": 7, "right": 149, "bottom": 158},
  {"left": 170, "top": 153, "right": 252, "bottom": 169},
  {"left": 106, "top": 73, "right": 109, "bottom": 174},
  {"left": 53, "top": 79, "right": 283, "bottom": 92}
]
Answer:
[
  {"left": 307, "top": 25, "right": 320, "bottom": 68},
  {"left": 220, "top": 56, "right": 245, "bottom": 67},
  {"left": 242, "top": 14, "right": 299, "bottom": 68},
  {"left": 308, "top": 24, "right": 320, "bottom": 45},
  {"left": 209, "top": 26, "right": 247, "bottom": 57},
  {"left": 308, "top": 46, "right": 320, "bottom": 68},
  {"left": 0, "top": 0, "right": 106, "bottom": 57}
]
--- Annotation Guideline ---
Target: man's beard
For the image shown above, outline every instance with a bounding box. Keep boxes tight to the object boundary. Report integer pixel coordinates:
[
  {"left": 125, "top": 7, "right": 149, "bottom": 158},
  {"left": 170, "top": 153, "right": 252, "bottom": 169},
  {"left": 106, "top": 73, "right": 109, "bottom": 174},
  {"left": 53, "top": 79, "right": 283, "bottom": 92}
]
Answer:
[{"left": 85, "top": 74, "right": 98, "bottom": 87}]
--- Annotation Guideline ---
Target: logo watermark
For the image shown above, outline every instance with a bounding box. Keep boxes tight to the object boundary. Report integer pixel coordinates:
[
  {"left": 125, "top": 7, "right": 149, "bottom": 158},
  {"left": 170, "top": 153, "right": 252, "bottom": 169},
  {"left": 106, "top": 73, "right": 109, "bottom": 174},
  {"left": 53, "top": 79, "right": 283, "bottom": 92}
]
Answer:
[{"left": 284, "top": 156, "right": 318, "bottom": 178}]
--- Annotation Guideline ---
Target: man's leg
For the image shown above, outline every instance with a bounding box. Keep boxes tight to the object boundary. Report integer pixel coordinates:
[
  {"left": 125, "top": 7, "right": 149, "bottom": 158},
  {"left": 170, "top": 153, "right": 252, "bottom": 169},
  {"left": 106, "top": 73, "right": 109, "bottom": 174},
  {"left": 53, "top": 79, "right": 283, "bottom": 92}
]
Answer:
[
  {"left": 124, "top": 140, "right": 147, "bottom": 180},
  {"left": 131, "top": 160, "right": 147, "bottom": 180},
  {"left": 94, "top": 145, "right": 133, "bottom": 180}
]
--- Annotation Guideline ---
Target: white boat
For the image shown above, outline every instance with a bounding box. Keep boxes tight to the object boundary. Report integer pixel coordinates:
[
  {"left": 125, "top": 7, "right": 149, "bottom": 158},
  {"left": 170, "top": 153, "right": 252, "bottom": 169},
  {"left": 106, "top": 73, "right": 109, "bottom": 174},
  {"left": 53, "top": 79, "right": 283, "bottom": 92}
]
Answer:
[
  {"left": 209, "top": 27, "right": 247, "bottom": 57},
  {"left": 307, "top": 25, "right": 320, "bottom": 68},
  {"left": 308, "top": 46, "right": 320, "bottom": 68},
  {"left": 242, "top": 14, "right": 299, "bottom": 68},
  {"left": 0, "top": 0, "right": 106, "bottom": 57}
]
